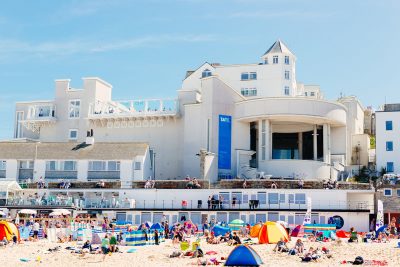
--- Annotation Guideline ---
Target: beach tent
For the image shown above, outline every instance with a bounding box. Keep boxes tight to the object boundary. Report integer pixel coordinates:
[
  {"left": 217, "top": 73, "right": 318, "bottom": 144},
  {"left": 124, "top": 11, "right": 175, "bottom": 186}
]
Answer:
[
  {"left": 290, "top": 225, "right": 305, "bottom": 237},
  {"left": 250, "top": 224, "right": 262, "bottom": 238},
  {"left": 228, "top": 219, "right": 245, "bottom": 231},
  {"left": 138, "top": 221, "right": 153, "bottom": 230},
  {"left": 0, "top": 221, "right": 20, "bottom": 241},
  {"left": 150, "top": 223, "right": 163, "bottom": 230},
  {"left": 258, "top": 221, "right": 289, "bottom": 244},
  {"left": 213, "top": 225, "right": 230, "bottom": 236},
  {"left": 225, "top": 245, "right": 263, "bottom": 266}
]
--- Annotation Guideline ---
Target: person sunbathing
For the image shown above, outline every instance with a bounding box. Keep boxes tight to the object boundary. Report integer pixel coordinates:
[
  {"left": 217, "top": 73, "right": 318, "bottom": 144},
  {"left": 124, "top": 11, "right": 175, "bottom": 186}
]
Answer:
[
  {"left": 227, "top": 232, "right": 241, "bottom": 246},
  {"left": 273, "top": 238, "right": 288, "bottom": 252}
]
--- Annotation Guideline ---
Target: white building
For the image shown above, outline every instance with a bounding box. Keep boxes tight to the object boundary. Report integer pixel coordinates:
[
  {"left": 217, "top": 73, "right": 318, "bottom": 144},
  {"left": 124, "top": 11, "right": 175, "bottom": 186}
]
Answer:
[
  {"left": 376, "top": 103, "right": 400, "bottom": 174},
  {"left": 4, "top": 40, "right": 368, "bottom": 183}
]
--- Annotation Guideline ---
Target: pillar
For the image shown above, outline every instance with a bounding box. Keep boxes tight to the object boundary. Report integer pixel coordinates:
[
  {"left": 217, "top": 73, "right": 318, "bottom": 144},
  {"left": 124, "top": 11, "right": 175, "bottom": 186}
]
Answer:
[
  {"left": 298, "top": 132, "right": 303, "bottom": 160},
  {"left": 323, "top": 124, "right": 331, "bottom": 164},
  {"left": 258, "top": 119, "right": 270, "bottom": 164},
  {"left": 313, "top": 125, "right": 318, "bottom": 160}
]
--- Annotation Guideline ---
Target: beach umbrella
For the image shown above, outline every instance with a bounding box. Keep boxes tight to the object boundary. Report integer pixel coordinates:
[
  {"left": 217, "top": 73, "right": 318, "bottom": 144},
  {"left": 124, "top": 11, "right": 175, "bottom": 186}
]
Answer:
[
  {"left": 49, "top": 211, "right": 63, "bottom": 217},
  {"left": 228, "top": 219, "right": 245, "bottom": 231},
  {"left": 18, "top": 209, "right": 37, "bottom": 215},
  {"left": 52, "top": 209, "right": 71, "bottom": 215}
]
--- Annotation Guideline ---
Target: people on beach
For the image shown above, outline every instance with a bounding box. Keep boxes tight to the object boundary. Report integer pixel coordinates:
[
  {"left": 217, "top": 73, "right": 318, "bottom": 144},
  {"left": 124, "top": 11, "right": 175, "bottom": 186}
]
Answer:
[
  {"left": 273, "top": 238, "right": 289, "bottom": 253},
  {"left": 101, "top": 234, "right": 111, "bottom": 261}
]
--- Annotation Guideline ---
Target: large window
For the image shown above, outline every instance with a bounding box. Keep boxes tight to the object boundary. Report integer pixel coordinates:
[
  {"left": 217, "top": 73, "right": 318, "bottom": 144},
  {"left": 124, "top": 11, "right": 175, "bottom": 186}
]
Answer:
[
  {"left": 273, "top": 56, "right": 278, "bottom": 64},
  {"left": 201, "top": 69, "right": 212, "bottom": 78},
  {"left": 257, "top": 192, "right": 266, "bottom": 204},
  {"left": 19, "top": 161, "right": 34, "bottom": 169},
  {"left": 69, "top": 100, "right": 81, "bottom": 118},
  {"left": 241, "top": 88, "right": 257, "bottom": 97},
  {"left": 0, "top": 161, "right": 6, "bottom": 170},
  {"left": 268, "top": 193, "right": 279, "bottom": 204},
  {"left": 386, "top": 141, "right": 394, "bottom": 151},
  {"left": 241, "top": 72, "right": 257, "bottom": 81},
  {"left": 88, "top": 161, "right": 120, "bottom": 171},
  {"left": 384, "top": 189, "right": 392, "bottom": 196},
  {"left": 386, "top": 121, "right": 393, "bottom": 131},
  {"left": 387, "top": 162, "right": 394, "bottom": 173},
  {"left": 46, "top": 161, "right": 77, "bottom": 171},
  {"left": 295, "top": 193, "right": 306, "bottom": 204}
]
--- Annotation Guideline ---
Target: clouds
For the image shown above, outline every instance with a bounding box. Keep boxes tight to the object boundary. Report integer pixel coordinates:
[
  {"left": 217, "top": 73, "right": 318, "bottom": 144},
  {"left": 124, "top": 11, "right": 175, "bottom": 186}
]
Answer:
[{"left": 0, "top": 34, "right": 217, "bottom": 62}]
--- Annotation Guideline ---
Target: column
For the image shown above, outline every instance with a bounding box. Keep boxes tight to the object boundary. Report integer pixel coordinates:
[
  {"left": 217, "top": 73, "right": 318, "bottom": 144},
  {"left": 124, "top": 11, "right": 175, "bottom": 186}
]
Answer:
[
  {"left": 77, "top": 160, "right": 88, "bottom": 182},
  {"left": 323, "top": 124, "right": 331, "bottom": 164},
  {"left": 258, "top": 120, "right": 263, "bottom": 164},
  {"left": 298, "top": 132, "right": 303, "bottom": 160},
  {"left": 265, "top": 120, "right": 271, "bottom": 161},
  {"left": 313, "top": 125, "right": 318, "bottom": 160}
]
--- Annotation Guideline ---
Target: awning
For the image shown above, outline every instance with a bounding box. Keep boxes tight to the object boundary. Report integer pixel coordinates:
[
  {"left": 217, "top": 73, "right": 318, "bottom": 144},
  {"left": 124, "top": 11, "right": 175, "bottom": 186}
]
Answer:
[{"left": 0, "top": 181, "right": 22, "bottom": 199}]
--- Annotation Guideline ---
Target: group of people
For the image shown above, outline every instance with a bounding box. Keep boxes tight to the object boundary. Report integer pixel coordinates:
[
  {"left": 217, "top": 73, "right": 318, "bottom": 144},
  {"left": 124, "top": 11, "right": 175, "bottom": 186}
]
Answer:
[
  {"left": 185, "top": 176, "right": 202, "bottom": 189},
  {"left": 144, "top": 179, "right": 156, "bottom": 189}
]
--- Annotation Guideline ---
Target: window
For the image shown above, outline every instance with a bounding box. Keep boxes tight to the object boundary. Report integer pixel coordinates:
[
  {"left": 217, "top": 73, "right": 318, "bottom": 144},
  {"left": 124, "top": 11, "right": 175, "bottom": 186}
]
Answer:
[
  {"left": 295, "top": 193, "right": 306, "bottom": 204},
  {"left": 279, "top": 193, "right": 285, "bottom": 203},
  {"left": 273, "top": 56, "right": 278, "bottom": 64},
  {"left": 69, "top": 129, "right": 78, "bottom": 140},
  {"left": 264, "top": 58, "right": 268, "bottom": 64},
  {"left": 0, "top": 161, "right": 6, "bottom": 170},
  {"left": 284, "top": 71, "right": 290, "bottom": 80},
  {"left": 387, "top": 162, "right": 394, "bottom": 173},
  {"left": 19, "top": 161, "right": 34, "bottom": 169},
  {"left": 304, "top": 92, "right": 308, "bottom": 96},
  {"left": 384, "top": 189, "right": 392, "bottom": 196},
  {"left": 241, "top": 88, "right": 257, "bottom": 97},
  {"left": 288, "top": 194, "right": 295, "bottom": 204},
  {"left": 284, "top": 86, "right": 290, "bottom": 96},
  {"left": 134, "top": 162, "right": 141, "bottom": 170},
  {"left": 15, "top": 111, "right": 24, "bottom": 138},
  {"left": 268, "top": 212, "right": 279, "bottom": 221},
  {"left": 397, "top": 189, "right": 400, "bottom": 197},
  {"left": 310, "top": 92, "right": 315, "bottom": 96},
  {"left": 108, "top": 161, "right": 120, "bottom": 171},
  {"left": 46, "top": 161, "right": 76, "bottom": 171},
  {"left": 69, "top": 100, "right": 80, "bottom": 118},
  {"left": 257, "top": 192, "right": 266, "bottom": 204},
  {"left": 241, "top": 72, "right": 257, "bottom": 81},
  {"left": 284, "top": 56, "right": 289, "bottom": 64},
  {"left": 386, "top": 141, "right": 393, "bottom": 151},
  {"left": 268, "top": 193, "right": 279, "bottom": 204},
  {"left": 386, "top": 121, "right": 393, "bottom": 131},
  {"left": 89, "top": 161, "right": 106, "bottom": 171},
  {"left": 201, "top": 69, "right": 212, "bottom": 78}
]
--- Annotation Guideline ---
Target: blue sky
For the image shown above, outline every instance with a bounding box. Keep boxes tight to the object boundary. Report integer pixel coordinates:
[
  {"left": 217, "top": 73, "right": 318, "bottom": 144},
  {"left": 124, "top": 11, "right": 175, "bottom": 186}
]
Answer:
[{"left": 0, "top": 0, "right": 399, "bottom": 139}]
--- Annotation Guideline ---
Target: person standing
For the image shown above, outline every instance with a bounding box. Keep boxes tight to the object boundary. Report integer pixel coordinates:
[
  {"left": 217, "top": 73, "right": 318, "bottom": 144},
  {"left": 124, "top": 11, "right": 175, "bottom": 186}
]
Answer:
[
  {"left": 33, "top": 220, "right": 40, "bottom": 241},
  {"left": 154, "top": 229, "right": 159, "bottom": 245},
  {"left": 101, "top": 234, "right": 111, "bottom": 261}
]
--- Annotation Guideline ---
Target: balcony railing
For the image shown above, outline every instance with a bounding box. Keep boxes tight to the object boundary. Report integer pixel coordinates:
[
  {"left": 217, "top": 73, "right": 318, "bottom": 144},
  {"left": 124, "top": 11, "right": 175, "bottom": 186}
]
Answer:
[
  {"left": 88, "top": 99, "right": 179, "bottom": 119},
  {"left": 4, "top": 198, "right": 372, "bottom": 212}
]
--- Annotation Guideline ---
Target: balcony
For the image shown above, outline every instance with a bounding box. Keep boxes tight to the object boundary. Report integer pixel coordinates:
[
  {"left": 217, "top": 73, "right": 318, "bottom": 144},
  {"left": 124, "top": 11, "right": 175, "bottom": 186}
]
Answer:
[
  {"left": 45, "top": 171, "right": 78, "bottom": 180},
  {"left": 20, "top": 103, "right": 57, "bottom": 133},
  {"left": 88, "top": 99, "right": 179, "bottom": 125}
]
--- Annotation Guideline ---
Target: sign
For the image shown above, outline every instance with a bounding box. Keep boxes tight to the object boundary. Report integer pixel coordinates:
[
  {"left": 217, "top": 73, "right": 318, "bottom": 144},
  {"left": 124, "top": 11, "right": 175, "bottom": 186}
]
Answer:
[
  {"left": 218, "top": 115, "right": 232, "bottom": 169},
  {"left": 376, "top": 200, "right": 384, "bottom": 231},
  {"left": 303, "top": 197, "right": 312, "bottom": 225},
  {"left": 328, "top": 215, "right": 344, "bottom": 229}
]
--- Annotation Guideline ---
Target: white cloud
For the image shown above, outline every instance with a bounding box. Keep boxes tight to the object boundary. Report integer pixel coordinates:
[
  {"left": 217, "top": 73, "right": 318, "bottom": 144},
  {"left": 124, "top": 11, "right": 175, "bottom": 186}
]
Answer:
[{"left": 0, "top": 34, "right": 217, "bottom": 61}]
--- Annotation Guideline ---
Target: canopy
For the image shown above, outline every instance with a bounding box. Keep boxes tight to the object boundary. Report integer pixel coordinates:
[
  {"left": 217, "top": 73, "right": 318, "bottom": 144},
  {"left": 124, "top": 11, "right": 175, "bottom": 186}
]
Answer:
[
  {"left": 18, "top": 209, "right": 37, "bottom": 215},
  {"left": 250, "top": 224, "right": 262, "bottom": 238},
  {"left": 258, "top": 221, "right": 289, "bottom": 244},
  {"left": 225, "top": 245, "right": 263, "bottom": 266},
  {"left": 0, "top": 181, "right": 22, "bottom": 200},
  {"left": 228, "top": 219, "right": 245, "bottom": 231}
]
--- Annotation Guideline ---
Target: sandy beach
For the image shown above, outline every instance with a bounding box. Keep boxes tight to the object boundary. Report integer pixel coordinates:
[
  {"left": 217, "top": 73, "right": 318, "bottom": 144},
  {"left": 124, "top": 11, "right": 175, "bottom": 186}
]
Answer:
[{"left": 1, "top": 238, "right": 399, "bottom": 267}]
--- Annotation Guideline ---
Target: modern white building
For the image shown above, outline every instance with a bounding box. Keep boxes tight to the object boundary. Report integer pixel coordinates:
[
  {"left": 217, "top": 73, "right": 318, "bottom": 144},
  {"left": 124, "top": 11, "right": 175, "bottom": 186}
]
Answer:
[
  {"left": 376, "top": 103, "right": 400, "bottom": 174},
  {"left": 4, "top": 40, "right": 368, "bottom": 183}
]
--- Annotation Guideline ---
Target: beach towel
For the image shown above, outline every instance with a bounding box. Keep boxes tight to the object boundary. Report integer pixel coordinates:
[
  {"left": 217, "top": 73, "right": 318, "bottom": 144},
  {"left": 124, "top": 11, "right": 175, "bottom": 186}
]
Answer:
[{"left": 206, "top": 251, "right": 218, "bottom": 255}]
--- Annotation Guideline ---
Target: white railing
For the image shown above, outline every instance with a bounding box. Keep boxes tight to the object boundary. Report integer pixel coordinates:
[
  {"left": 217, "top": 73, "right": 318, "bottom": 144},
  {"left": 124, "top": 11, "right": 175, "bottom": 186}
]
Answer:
[
  {"left": 26, "top": 104, "right": 56, "bottom": 120},
  {"left": 89, "top": 99, "right": 179, "bottom": 117}
]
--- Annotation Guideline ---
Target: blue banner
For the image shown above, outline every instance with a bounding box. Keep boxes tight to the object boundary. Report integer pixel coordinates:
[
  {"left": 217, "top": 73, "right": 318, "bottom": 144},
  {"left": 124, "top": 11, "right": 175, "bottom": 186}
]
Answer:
[{"left": 218, "top": 115, "right": 232, "bottom": 169}]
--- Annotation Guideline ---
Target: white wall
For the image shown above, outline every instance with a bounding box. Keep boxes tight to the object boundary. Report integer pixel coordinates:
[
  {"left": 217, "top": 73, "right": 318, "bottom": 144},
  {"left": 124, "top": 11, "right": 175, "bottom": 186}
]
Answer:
[
  {"left": 5, "top": 160, "right": 17, "bottom": 180},
  {"left": 33, "top": 160, "right": 46, "bottom": 180},
  {"left": 77, "top": 160, "right": 88, "bottom": 181}
]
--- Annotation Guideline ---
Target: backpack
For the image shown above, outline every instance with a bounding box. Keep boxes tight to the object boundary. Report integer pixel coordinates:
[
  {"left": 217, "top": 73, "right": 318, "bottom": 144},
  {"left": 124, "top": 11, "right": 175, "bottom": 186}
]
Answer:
[{"left": 353, "top": 256, "right": 364, "bottom": 265}]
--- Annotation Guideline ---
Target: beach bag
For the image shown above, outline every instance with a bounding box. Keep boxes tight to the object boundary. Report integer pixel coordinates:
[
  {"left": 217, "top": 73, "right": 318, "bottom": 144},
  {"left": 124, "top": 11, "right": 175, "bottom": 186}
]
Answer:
[{"left": 353, "top": 256, "right": 364, "bottom": 265}]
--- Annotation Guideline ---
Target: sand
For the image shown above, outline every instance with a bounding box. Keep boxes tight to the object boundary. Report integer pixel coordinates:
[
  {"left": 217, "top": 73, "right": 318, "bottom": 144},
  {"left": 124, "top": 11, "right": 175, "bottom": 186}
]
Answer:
[{"left": 1, "top": 238, "right": 399, "bottom": 267}]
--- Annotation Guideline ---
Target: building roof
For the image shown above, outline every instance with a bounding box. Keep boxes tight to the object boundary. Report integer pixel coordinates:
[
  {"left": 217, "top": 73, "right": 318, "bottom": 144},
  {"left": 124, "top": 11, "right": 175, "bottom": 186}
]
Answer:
[
  {"left": 0, "top": 142, "right": 148, "bottom": 160},
  {"left": 262, "top": 39, "right": 295, "bottom": 57}
]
